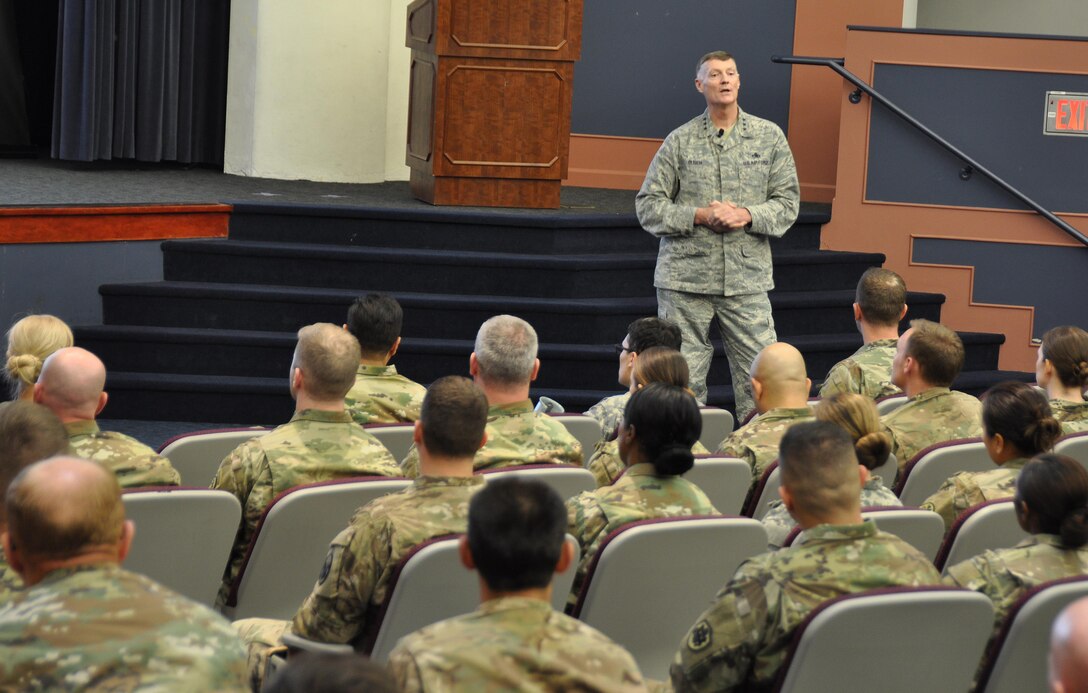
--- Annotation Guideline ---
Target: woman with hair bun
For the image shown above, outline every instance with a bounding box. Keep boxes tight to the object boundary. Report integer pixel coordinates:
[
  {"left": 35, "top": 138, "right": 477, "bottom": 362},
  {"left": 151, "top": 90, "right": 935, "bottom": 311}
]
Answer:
[
  {"left": 585, "top": 347, "right": 710, "bottom": 486},
  {"left": 944, "top": 453, "right": 1088, "bottom": 626},
  {"left": 565, "top": 382, "right": 720, "bottom": 609},
  {"left": 4, "top": 315, "right": 74, "bottom": 401},
  {"left": 1037, "top": 326, "right": 1088, "bottom": 434},
  {"left": 761, "top": 393, "right": 902, "bottom": 549},
  {"left": 923, "top": 381, "right": 1063, "bottom": 531}
]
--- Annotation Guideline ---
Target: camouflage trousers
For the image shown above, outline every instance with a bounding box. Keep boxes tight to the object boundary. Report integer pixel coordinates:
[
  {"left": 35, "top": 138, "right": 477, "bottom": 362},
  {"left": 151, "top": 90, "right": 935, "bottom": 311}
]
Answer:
[
  {"left": 657, "top": 288, "right": 776, "bottom": 421},
  {"left": 234, "top": 617, "right": 288, "bottom": 691}
]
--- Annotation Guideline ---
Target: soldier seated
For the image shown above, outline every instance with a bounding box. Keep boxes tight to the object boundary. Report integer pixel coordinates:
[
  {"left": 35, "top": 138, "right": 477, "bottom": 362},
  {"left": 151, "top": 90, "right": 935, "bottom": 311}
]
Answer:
[{"left": 1036, "top": 326, "right": 1088, "bottom": 434}]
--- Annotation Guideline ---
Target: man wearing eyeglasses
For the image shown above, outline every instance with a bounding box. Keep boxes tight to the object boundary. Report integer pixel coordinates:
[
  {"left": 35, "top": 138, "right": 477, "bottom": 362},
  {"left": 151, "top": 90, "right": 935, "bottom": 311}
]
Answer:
[{"left": 636, "top": 50, "right": 800, "bottom": 421}]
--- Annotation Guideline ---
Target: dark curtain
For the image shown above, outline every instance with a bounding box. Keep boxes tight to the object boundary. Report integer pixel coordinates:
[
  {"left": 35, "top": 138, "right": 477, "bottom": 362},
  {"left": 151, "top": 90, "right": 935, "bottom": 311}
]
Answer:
[
  {"left": 0, "top": 0, "right": 31, "bottom": 146},
  {"left": 51, "top": 0, "right": 229, "bottom": 164}
]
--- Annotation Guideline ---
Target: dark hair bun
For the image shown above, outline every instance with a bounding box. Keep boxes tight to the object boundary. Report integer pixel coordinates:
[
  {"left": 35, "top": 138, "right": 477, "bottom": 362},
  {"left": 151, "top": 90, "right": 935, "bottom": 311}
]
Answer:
[
  {"left": 652, "top": 443, "right": 695, "bottom": 476},
  {"left": 855, "top": 432, "right": 891, "bottom": 471},
  {"left": 1030, "top": 417, "right": 1063, "bottom": 454},
  {"left": 1060, "top": 506, "right": 1088, "bottom": 549}
]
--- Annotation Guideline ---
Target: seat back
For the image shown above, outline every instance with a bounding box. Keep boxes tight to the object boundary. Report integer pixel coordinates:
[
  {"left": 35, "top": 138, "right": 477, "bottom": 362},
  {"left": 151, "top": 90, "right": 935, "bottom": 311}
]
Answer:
[
  {"left": 572, "top": 516, "right": 767, "bottom": 680},
  {"left": 1056, "top": 432, "right": 1088, "bottom": 471},
  {"left": 895, "top": 439, "right": 992, "bottom": 506},
  {"left": 934, "top": 500, "right": 1028, "bottom": 573},
  {"left": 364, "top": 423, "right": 416, "bottom": 462},
  {"left": 228, "top": 477, "right": 411, "bottom": 620},
  {"left": 743, "top": 461, "right": 780, "bottom": 519},
  {"left": 478, "top": 464, "right": 596, "bottom": 501},
  {"left": 684, "top": 457, "right": 752, "bottom": 515},
  {"left": 549, "top": 413, "right": 603, "bottom": 460},
  {"left": 977, "top": 576, "right": 1088, "bottom": 693},
  {"left": 699, "top": 406, "right": 735, "bottom": 451},
  {"left": 158, "top": 427, "right": 271, "bottom": 486},
  {"left": 774, "top": 587, "right": 995, "bottom": 693},
  {"left": 875, "top": 395, "right": 909, "bottom": 416},
  {"left": 783, "top": 508, "right": 946, "bottom": 561},
  {"left": 121, "top": 488, "right": 241, "bottom": 607},
  {"left": 872, "top": 453, "right": 898, "bottom": 489}
]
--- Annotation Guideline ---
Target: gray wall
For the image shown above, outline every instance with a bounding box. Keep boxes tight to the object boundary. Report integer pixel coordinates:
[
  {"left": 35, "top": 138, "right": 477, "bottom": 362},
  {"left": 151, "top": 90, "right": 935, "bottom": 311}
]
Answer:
[{"left": 916, "top": 0, "right": 1088, "bottom": 37}]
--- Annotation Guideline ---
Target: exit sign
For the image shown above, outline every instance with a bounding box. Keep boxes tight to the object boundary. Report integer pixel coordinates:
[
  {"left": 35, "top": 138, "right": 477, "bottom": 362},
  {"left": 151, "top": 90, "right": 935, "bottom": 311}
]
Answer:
[{"left": 1045, "top": 91, "right": 1088, "bottom": 136}]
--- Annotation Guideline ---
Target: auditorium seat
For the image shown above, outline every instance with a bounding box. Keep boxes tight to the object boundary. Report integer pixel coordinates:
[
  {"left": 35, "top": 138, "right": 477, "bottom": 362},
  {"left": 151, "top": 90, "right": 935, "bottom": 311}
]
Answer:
[
  {"left": 699, "top": 406, "right": 735, "bottom": 451},
  {"left": 363, "top": 422, "right": 416, "bottom": 462},
  {"left": 684, "top": 456, "right": 752, "bottom": 515},
  {"left": 933, "top": 500, "right": 1028, "bottom": 574},
  {"left": 872, "top": 452, "right": 898, "bottom": 489},
  {"left": 1056, "top": 431, "right": 1088, "bottom": 471},
  {"left": 743, "top": 461, "right": 781, "bottom": 519},
  {"left": 895, "top": 438, "right": 992, "bottom": 507},
  {"left": 875, "top": 394, "right": 909, "bottom": 416},
  {"left": 549, "top": 413, "right": 604, "bottom": 459},
  {"left": 158, "top": 427, "right": 271, "bottom": 486},
  {"left": 478, "top": 464, "right": 595, "bottom": 501},
  {"left": 783, "top": 507, "right": 945, "bottom": 561}
]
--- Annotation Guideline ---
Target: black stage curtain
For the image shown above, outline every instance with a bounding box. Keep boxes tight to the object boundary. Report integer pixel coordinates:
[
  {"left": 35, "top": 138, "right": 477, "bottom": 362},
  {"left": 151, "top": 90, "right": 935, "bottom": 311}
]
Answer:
[
  {"left": 51, "top": 0, "right": 230, "bottom": 164},
  {"left": 0, "top": 0, "right": 31, "bottom": 146}
]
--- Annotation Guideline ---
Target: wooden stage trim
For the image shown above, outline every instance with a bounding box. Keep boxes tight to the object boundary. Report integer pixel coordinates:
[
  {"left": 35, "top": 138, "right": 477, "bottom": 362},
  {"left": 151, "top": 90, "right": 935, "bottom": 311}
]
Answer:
[{"left": 0, "top": 204, "right": 231, "bottom": 244}]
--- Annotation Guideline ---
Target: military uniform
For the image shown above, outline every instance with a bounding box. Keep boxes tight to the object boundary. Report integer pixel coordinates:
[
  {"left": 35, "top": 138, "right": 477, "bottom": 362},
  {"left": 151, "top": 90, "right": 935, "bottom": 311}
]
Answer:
[
  {"left": 211, "top": 409, "right": 400, "bottom": 606},
  {"left": 587, "top": 438, "right": 711, "bottom": 487},
  {"left": 567, "top": 463, "right": 719, "bottom": 607},
  {"left": 716, "top": 406, "right": 814, "bottom": 480},
  {"left": 1051, "top": 398, "right": 1088, "bottom": 435},
  {"left": 400, "top": 400, "right": 583, "bottom": 478},
  {"left": 670, "top": 521, "right": 942, "bottom": 692},
  {"left": 388, "top": 596, "right": 647, "bottom": 693},
  {"left": 881, "top": 387, "right": 983, "bottom": 468},
  {"left": 818, "top": 338, "right": 901, "bottom": 400},
  {"left": 344, "top": 364, "right": 427, "bottom": 425},
  {"left": 0, "top": 563, "right": 247, "bottom": 691},
  {"left": 921, "top": 457, "right": 1025, "bottom": 531},
  {"left": 234, "top": 475, "right": 484, "bottom": 689},
  {"left": 65, "top": 420, "right": 180, "bottom": 488},
  {"left": 636, "top": 108, "right": 800, "bottom": 419},
  {"left": 0, "top": 547, "right": 21, "bottom": 602},
  {"left": 761, "top": 476, "right": 901, "bottom": 549},
  {"left": 585, "top": 392, "right": 630, "bottom": 443}
]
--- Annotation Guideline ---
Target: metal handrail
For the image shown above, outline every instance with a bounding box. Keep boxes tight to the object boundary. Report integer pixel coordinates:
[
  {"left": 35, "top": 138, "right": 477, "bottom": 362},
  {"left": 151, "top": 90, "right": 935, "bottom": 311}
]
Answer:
[{"left": 773, "top": 55, "right": 1088, "bottom": 247}]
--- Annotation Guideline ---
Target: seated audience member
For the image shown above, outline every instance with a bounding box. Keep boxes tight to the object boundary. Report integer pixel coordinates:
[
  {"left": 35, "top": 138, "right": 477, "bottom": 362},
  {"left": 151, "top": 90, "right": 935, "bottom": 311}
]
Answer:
[
  {"left": 1050, "top": 596, "right": 1088, "bottom": 693},
  {"left": 568, "top": 383, "right": 720, "bottom": 606},
  {"left": 671, "top": 422, "right": 941, "bottom": 692},
  {"left": 585, "top": 317, "right": 682, "bottom": 442},
  {"left": 762, "top": 393, "right": 901, "bottom": 549},
  {"left": 819, "top": 268, "right": 907, "bottom": 400},
  {"left": 0, "top": 456, "right": 247, "bottom": 690},
  {"left": 716, "top": 342, "right": 814, "bottom": 479},
  {"left": 882, "top": 319, "right": 983, "bottom": 468},
  {"left": 0, "top": 401, "right": 70, "bottom": 599},
  {"left": 923, "top": 381, "right": 1062, "bottom": 530},
  {"left": 400, "top": 315, "right": 582, "bottom": 477},
  {"left": 944, "top": 453, "right": 1088, "bottom": 631},
  {"left": 233, "top": 376, "right": 488, "bottom": 689},
  {"left": 1037, "top": 326, "right": 1088, "bottom": 434},
  {"left": 264, "top": 652, "right": 396, "bottom": 693},
  {"left": 4, "top": 314, "right": 73, "bottom": 401},
  {"left": 342, "top": 293, "right": 427, "bottom": 425},
  {"left": 388, "top": 477, "right": 647, "bottom": 692},
  {"left": 586, "top": 347, "right": 710, "bottom": 487},
  {"left": 213, "top": 323, "right": 399, "bottom": 606},
  {"left": 34, "top": 347, "right": 181, "bottom": 488}
]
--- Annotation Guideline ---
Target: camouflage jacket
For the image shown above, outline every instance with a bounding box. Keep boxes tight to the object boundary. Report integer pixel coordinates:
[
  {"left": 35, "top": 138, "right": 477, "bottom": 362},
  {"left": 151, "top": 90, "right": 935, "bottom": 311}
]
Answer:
[
  {"left": 344, "top": 364, "right": 427, "bottom": 425},
  {"left": 0, "top": 563, "right": 248, "bottom": 691},
  {"left": 818, "top": 339, "right": 901, "bottom": 400},
  {"left": 1051, "top": 398, "right": 1088, "bottom": 435},
  {"left": 211, "top": 409, "right": 401, "bottom": 605},
  {"left": 635, "top": 108, "right": 800, "bottom": 297},
  {"left": 761, "top": 476, "right": 902, "bottom": 549},
  {"left": 882, "top": 387, "right": 983, "bottom": 469},
  {"left": 670, "top": 521, "right": 941, "bottom": 692},
  {"left": 389, "top": 596, "right": 647, "bottom": 692},
  {"left": 585, "top": 392, "right": 630, "bottom": 443},
  {"left": 716, "top": 406, "right": 814, "bottom": 479},
  {"left": 566, "top": 463, "right": 719, "bottom": 607},
  {"left": 290, "top": 475, "right": 485, "bottom": 645},
  {"left": 0, "top": 546, "right": 21, "bottom": 603},
  {"left": 921, "top": 457, "right": 1026, "bottom": 531},
  {"left": 587, "top": 438, "right": 711, "bottom": 488},
  {"left": 401, "top": 400, "right": 583, "bottom": 478},
  {"left": 66, "top": 420, "right": 180, "bottom": 488}
]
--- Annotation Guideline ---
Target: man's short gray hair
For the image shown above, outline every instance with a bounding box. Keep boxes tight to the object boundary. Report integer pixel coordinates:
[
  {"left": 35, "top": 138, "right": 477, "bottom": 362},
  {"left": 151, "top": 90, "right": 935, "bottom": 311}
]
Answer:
[{"left": 474, "top": 315, "right": 538, "bottom": 386}]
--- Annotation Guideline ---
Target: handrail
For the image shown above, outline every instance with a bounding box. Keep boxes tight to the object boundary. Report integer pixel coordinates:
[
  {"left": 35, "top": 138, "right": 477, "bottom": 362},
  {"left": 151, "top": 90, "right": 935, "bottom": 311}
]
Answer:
[{"left": 773, "top": 55, "right": 1088, "bottom": 247}]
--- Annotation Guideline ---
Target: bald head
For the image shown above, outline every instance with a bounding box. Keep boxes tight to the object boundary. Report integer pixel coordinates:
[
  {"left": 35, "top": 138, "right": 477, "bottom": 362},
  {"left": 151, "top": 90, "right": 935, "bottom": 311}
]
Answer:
[
  {"left": 34, "top": 347, "right": 108, "bottom": 421},
  {"left": 1051, "top": 597, "right": 1088, "bottom": 693},
  {"left": 751, "top": 342, "right": 811, "bottom": 411}
]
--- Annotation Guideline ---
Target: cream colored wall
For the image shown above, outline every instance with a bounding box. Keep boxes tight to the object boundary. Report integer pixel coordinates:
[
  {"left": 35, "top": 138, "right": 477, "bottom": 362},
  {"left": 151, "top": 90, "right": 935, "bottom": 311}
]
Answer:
[
  {"left": 916, "top": 0, "right": 1088, "bottom": 36},
  {"left": 224, "top": 0, "right": 412, "bottom": 183}
]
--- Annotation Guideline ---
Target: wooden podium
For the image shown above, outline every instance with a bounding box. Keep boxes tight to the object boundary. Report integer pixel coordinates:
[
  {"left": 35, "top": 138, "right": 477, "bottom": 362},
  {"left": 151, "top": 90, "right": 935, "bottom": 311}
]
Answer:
[{"left": 404, "top": 0, "right": 583, "bottom": 208}]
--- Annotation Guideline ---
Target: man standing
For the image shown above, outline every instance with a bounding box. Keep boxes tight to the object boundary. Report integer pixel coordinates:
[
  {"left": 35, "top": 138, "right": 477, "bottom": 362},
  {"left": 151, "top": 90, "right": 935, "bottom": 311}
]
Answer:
[{"left": 636, "top": 50, "right": 800, "bottom": 421}]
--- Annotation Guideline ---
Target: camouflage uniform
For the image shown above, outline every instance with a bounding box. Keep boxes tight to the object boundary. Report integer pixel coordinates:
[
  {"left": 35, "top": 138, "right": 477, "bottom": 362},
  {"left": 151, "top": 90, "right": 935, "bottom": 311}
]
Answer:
[
  {"left": 761, "top": 476, "right": 902, "bottom": 549},
  {"left": 234, "top": 475, "right": 485, "bottom": 688},
  {"left": 1051, "top": 398, "right": 1088, "bottom": 435},
  {"left": 211, "top": 409, "right": 400, "bottom": 606},
  {"left": 587, "top": 438, "right": 711, "bottom": 487},
  {"left": 818, "top": 338, "right": 901, "bottom": 400},
  {"left": 566, "top": 463, "right": 719, "bottom": 608},
  {"left": 0, "top": 547, "right": 21, "bottom": 602},
  {"left": 881, "top": 387, "right": 983, "bottom": 469},
  {"left": 65, "top": 420, "right": 180, "bottom": 488},
  {"left": 388, "top": 596, "right": 647, "bottom": 692},
  {"left": 921, "top": 457, "right": 1026, "bottom": 531},
  {"left": 585, "top": 392, "right": 630, "bottom": 443},
  {"left": 344, "top": 364, "right": 427, "bottom": 425},
  {"left": 716, "top": 406, "right": 814, "bottom": 480},
  {"left": 670, "top": 521, "right": 942, "bottom": 692},
  {"left": 0, "top": 563, "right": 248, "bottom": 691},
  {"left": 400, "top": 400, "right": 583, "bottom": 478},
  {"left": 636, "top": 108, "right": 800, "bottom": 420}
]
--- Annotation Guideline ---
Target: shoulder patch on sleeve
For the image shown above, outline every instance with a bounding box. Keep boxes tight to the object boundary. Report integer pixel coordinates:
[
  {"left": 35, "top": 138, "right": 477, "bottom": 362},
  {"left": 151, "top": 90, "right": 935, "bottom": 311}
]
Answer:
[
  {"left": 318, "top": 549, "right": 334, "bottom": 585},
  {"left": 687, "top": 620, "right": 713, "bottom": 652}
]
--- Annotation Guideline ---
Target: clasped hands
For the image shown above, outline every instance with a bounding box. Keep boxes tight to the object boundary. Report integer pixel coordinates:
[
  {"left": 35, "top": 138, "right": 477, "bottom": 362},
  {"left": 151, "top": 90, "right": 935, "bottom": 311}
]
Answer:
[{"left": 696, "top": 200, "right": 752, "bottom": 233}]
